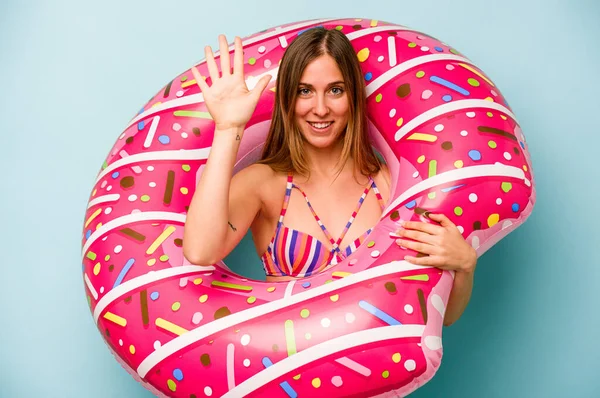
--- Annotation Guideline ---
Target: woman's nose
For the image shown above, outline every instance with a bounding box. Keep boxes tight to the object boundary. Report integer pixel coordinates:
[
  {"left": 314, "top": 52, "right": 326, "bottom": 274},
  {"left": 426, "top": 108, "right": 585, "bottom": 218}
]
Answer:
[{"left": 312, "top": 94, "right": 330, "bottom": 117}]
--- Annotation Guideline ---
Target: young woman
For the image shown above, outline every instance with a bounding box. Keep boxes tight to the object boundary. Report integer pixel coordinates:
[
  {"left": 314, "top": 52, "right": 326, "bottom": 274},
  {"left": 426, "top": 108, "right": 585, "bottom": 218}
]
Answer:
[{"left": 183, "top": 28, "right": 477, "bottom": 326}]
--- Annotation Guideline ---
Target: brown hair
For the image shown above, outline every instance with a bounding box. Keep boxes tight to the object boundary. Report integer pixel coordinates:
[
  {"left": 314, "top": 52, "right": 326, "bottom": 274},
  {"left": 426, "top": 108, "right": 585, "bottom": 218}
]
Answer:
[{"left": 256, "top": 27, "right": 382, "bottom": 181}]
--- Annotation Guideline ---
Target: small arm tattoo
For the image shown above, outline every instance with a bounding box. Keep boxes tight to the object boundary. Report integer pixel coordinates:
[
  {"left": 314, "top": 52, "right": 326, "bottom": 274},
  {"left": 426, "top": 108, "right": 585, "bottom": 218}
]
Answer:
[
  {"left": 236, "top": 134, "right": 241, "bottom": 141},
  {"left": 228, "top": 221, "right": 237, "bottom": 232}
]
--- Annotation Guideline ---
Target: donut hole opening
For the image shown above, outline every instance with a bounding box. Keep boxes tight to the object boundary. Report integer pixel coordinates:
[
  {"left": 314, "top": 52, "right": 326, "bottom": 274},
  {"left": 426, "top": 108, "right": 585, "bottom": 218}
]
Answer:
[{"left": 223, "top": 231, "right": 268, "bottom": 281}]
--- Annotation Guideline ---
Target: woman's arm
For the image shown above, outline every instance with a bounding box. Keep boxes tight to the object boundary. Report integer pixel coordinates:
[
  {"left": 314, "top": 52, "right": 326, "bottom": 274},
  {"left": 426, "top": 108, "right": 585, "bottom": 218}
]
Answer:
[
  {"left": 443, "top": 266, "right": 476, "bottom": 327},
  {"left": 183, "top": 128, "right": 263, "bottom": 265},
  {"left": 183, "top": 34, "right": 271, "bottom": 266}
]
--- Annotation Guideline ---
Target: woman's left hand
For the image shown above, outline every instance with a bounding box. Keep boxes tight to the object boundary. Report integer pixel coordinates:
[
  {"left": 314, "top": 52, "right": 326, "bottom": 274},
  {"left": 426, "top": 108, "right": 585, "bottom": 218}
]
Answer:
[{"left": 394, "top": 213, "right": 477, "bottom": 273}]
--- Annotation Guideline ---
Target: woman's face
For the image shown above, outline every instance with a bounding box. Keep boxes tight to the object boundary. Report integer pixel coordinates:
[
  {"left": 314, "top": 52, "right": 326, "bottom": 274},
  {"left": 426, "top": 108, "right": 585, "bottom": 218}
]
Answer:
[{"left": 294, "top": 54, "right": 350, "bottom": 149}]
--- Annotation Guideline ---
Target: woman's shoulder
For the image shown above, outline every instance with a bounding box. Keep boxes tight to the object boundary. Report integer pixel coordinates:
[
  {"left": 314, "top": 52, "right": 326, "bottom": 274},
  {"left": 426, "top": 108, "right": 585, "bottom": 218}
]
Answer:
[
  {"left": 235, "top": 163, "right": 287, "bottom": 195},
  {"left": 239, "top": 163, "right": 277, "bottom": 179}
]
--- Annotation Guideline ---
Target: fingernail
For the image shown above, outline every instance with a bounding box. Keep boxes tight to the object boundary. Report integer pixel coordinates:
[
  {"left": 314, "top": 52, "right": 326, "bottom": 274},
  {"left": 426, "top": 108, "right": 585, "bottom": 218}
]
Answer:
[{"left": 389, "top": 231, "right": 401, "bottom": 238}]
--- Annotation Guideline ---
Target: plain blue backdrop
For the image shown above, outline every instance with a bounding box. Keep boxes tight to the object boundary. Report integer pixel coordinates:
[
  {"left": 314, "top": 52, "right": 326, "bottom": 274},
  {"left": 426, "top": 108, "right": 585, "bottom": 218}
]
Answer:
[{"left": 1, "top": 0, "right": 599, "bottom": 397}]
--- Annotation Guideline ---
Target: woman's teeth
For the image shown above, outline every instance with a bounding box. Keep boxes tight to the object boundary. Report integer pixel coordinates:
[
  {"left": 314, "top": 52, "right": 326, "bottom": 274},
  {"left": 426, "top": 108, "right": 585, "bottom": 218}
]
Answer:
[{"left": 309, "top": 122, "right": 333, "bottom": 129}]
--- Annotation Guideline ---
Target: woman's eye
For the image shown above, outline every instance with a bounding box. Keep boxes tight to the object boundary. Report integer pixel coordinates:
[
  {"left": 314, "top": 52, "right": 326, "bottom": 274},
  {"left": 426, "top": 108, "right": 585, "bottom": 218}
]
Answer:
[
  {"left": 331, "top": 87, "right": 344, "bottom": 95},
  {"left": 298, "top": 88, "right": 311, "bottom": 95}
]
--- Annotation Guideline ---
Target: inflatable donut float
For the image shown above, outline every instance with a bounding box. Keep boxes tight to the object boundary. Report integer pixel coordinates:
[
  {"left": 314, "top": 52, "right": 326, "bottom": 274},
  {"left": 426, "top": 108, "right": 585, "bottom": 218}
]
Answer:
[{"left": 81, "top": 18, "right": 535, "bottom": 397}]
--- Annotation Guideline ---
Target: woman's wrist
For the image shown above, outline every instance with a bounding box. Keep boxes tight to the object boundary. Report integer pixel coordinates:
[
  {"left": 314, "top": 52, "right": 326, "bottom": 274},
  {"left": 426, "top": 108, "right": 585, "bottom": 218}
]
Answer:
[
  {"left": 459, "top": 247, "right": 478, "bottom": 274},
  {"left": 206, "top": 126, "right": 246, "bottom": 171},
  {"left": 213, "top": 126, "right": 246, "bottom": 146},
  {"left": 213, "top": 126, "right": 245, "bottom": 143}
]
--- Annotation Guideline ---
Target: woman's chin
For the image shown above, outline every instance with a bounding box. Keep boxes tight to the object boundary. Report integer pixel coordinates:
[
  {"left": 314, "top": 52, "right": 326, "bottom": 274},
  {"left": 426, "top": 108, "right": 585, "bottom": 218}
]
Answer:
[
  {"left": 301, "top": 130, "right": 344, "bottom": 149},
  {"left": 304, "top": 136, "right": 339, "bottom": 150}
]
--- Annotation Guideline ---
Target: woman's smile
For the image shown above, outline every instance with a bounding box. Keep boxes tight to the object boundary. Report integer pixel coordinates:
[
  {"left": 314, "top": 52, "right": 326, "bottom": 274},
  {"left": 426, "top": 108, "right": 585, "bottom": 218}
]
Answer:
[{"left": 307, "top": 120, "right": 334, "bottom": 133}]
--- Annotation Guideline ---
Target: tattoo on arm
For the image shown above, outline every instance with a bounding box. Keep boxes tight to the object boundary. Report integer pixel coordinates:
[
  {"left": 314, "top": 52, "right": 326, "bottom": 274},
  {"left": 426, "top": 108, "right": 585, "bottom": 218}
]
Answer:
[
  {"left": 228, "top": 221, "right": 237, "bottom": 232},
  {"left": 236, "top": 134, "right": 241, "bottom": 141}
]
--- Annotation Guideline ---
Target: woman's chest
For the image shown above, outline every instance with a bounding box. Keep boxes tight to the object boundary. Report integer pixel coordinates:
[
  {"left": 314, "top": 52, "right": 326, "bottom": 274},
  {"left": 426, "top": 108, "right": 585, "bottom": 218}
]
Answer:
[{"left": 258, "top": 177, "right": 387, "bottom": 252}]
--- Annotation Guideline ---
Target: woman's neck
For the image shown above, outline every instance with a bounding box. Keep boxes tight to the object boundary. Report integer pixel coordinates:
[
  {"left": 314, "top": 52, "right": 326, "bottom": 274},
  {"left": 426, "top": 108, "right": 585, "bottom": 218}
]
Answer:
[{"left": 298, "top": 139, "right": 354, "bottom": 185}]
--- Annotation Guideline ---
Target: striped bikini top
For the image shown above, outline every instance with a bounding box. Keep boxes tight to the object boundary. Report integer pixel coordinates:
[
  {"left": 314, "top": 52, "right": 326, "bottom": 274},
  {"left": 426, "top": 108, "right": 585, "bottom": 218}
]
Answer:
[{"left": 260, "top": 172, "right": 386, "bottom": 278}]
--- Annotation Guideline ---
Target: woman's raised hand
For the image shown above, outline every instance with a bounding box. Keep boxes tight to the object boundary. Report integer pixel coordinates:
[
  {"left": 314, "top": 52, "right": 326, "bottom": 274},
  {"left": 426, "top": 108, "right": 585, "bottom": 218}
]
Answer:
[{"left": 191, "top": 35, "right": 272, "bottom": 131}]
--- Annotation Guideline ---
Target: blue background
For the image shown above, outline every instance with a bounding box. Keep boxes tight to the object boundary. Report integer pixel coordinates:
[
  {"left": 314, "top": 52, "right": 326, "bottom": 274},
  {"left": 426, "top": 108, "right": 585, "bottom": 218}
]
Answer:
[{"left": 1, "top": 0, "right": 599, "bottom": 397}]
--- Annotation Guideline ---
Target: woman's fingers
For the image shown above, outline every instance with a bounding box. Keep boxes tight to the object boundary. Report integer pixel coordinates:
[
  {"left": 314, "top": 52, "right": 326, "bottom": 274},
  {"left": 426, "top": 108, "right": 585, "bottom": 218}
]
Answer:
[
  {"left": 218, "top": 34, "right": 231, "bottom": 76},
  {"left": 428, "top": 213, "right": 458, "bottom": 230},
  {"left": 401, "top": 220, "right": 443, "bottom": 235},
  {"left": 396, "top": 228, "right": 437, "bottom": 245},
  {"left": 233, "top": 36, "right": 244, "bottom": 77},
  {"left": 204, "top": 45, "right": 220, "bottom": 83},
  {"left": 191, "top": 66, "right": 208, "bottom": 93},
  {"left": 403, "top": 254, "right": 437, "bottom": 267},
  {"left": 251, "top": 74, "right": 272, "bottom": 100},
  {"left": 395, "top": 238, "right": 438, "bottom": 256}
]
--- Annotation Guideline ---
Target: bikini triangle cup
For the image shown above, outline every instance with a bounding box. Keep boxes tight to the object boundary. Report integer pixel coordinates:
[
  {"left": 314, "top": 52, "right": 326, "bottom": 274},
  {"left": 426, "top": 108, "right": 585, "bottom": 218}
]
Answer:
[{"left": 260, "top": 172, "right": 386, "bottom": 277}]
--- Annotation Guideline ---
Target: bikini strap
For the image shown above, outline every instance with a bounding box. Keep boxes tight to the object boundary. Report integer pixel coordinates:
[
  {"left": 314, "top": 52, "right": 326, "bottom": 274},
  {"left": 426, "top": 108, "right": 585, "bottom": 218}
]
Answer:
[
  {"left": 369, "top": 176, "right": 387, "bottom": 211},
  {"left": 291, "top": 176, "right": 377, "bottom": 256},
  {"left": 289, "top": 177, "right": 339, "bottom": 250},
  {"left": 332, "top": 177, "right": 376, "bottom": 251},
  {"left": 276, "top": 172, "right": 294, "bottom": 227}
]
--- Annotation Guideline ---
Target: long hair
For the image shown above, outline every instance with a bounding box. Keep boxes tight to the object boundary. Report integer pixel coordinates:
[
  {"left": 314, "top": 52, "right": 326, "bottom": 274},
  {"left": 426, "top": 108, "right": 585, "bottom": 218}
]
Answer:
[{"left": 256, "top": 27, "right": 382, "bottom": 181}]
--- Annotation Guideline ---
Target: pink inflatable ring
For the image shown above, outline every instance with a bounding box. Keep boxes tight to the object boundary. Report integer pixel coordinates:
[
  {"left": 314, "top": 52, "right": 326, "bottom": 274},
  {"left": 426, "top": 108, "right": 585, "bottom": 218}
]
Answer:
[{"left": 81, "top": 18, "right": 535, "bottom": 398}]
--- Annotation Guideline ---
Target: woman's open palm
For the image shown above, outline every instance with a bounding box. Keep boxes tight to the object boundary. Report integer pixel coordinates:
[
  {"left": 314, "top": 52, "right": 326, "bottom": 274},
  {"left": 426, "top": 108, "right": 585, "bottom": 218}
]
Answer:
[{"left": 191, "top": 35, "right": 271, "bottom": 131}]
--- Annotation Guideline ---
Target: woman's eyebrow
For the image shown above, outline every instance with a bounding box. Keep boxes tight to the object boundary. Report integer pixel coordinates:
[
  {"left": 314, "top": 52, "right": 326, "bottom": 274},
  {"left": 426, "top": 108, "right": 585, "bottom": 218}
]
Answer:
[{"left": 298, "top": 81, "right": 346, "bottom": 87}]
